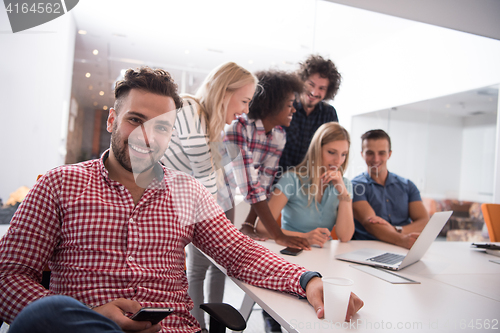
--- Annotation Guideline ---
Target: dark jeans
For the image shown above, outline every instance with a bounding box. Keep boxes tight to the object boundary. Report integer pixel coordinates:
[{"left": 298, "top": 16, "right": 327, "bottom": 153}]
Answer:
[{"left": 9, "top": 295, "right": 123, "bottom": 333}]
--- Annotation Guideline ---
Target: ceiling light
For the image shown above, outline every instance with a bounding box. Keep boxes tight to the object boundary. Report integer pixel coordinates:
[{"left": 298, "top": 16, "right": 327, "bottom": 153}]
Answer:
[
  {"left": 103, "top": 106, "right": 108, "bottom": 110},
  {"left": 93, "top": 49, "right": 99, "bottom": 55},
  {"left": 248, "top": 60, "right": 254, "bottom": 64},
  {"left": 99, "top": 91, "right": 105, "bottom": 96},
  {"left": 78, "top": 30, "right": 87, "bottom": 35},
  {"left": 93, "top": 102, "right": 98, "bottom": 106},
  {"left": 445, "top": 104, "right": 451, "bottom": 108},
  {"left": 85, "top": 73, "right": 91, "bottom": 78},
  {"left": 185, "top": 50, "right": 190, "bottom": 54},
  {"left": 88, "top": 85, "right": 93, "bottom": 90}
]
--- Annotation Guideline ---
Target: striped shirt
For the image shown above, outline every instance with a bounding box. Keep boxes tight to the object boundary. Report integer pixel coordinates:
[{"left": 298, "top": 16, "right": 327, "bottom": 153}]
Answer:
[
  {"left": 225, "top": 115, "right": 286, "bottom": 204},
  {"left": 162, "top": 98, "right": 218, "bottom": 195},
  {"left": 0, "top": 151, "right": 307, "bottom": 332}
]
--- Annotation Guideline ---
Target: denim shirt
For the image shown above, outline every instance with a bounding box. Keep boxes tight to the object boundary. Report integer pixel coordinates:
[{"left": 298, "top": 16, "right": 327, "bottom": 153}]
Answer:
[{"left": 351, "top": 171, "right": 422, "bottom": 240}]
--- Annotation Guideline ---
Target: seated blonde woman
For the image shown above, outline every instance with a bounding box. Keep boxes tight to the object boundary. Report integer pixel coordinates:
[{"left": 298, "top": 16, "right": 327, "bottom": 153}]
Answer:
[{"left": 256, "top": 122, "right": 354, "bottom": 247}]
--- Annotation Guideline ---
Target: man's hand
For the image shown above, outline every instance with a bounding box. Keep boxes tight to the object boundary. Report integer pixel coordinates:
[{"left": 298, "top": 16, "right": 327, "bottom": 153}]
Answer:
[
  {"left": 275, "top": 233, "right": 310, "bottom": 250},
  {"left": 239, "top": 224, "right": 268, "bottom": 241},
  {"left": 397, "top": 232, "right": 420, "bottom": 249},
  {"left": 305, "top": 277, "right": 364, "bottom": 320},
  {"left": 93, "top": 298, "right": 161, "bottom": 333},
  {"left": 304, "top": 228, "right": 330, "bottom": 247}
]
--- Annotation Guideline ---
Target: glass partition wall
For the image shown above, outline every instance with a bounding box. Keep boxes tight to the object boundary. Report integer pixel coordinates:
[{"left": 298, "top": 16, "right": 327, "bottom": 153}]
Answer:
[{"left": 349, "top": 84, "right": 499, "bottom": 204}]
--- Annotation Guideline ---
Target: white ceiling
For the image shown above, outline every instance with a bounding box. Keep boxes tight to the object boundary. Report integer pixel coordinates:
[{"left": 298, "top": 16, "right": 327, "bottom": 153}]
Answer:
[{"left": 70, "top": 0, "right": 500, "bottom": 116}]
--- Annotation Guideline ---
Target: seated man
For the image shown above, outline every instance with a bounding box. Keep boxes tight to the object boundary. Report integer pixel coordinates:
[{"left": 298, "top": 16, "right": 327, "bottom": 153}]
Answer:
[
  {"left": 0, "top": 67, "right": 362, "bottom": 333},
  {"left": 351, "top": 129, "right": 429, "bottom": 249}
]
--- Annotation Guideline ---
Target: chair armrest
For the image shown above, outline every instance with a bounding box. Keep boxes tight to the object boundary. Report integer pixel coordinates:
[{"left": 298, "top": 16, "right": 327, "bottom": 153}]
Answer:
[{"left": 200, "top": 303, "right": 246, "bottom": 332}]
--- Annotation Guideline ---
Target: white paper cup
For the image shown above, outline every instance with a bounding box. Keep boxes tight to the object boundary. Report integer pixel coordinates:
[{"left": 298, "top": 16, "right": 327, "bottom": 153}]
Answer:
[{"left": 322, "top": 277, "right": 353, "bottom": 323}]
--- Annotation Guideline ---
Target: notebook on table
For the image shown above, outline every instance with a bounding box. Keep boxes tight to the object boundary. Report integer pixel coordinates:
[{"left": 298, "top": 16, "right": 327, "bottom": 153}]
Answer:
[{"left": 335, "top": 211, "right": 453, "bottom": 271}]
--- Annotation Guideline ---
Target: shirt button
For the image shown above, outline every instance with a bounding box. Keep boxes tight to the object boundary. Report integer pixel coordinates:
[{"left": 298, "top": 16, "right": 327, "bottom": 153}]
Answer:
[
  {"left": 388, "top": 214, "right": 391, "bottom": 217},
  {"left": 120, "top": 186, "right": 125, "bottom": 190},
  {"left": 128, "top": 256, "right": 134, "bottom": 261},
  {"left": 386, "top": 199, "right": 389, "bottom": 202},
  {"left": 129, "top": 218, "right": 134, "bottom": 223}
]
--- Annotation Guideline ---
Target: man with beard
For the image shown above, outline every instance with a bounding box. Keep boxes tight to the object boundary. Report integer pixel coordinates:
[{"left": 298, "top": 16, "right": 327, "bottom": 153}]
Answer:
[
  {"left": 278, "top": 55, "right": 341, "bottom": 175},
  {"left": 0, "top": 67, "right": 363, "bottom": 333}
]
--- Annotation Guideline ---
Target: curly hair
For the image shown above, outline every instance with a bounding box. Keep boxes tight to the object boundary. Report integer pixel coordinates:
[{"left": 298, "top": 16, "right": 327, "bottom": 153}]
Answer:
[
  {"left": 297, "top": 54, "right": 341, "bottom": 100},
  {"left": 113, "top": 67, "right": 182, "bottom": 112},
  {"left": 248, "top": 70, "right": 303, "bottom": 120}
]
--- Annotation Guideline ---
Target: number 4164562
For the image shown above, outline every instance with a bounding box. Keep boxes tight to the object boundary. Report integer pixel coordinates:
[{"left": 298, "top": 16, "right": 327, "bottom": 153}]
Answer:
[{"left": 5, "top": 2, "right": 62, "bottom": 14}]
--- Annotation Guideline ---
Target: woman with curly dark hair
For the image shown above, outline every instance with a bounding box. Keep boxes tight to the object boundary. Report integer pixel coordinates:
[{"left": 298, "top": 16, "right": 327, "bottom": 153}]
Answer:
[{"left": 225, "top": 69, "right": 310, "bottom": 250}]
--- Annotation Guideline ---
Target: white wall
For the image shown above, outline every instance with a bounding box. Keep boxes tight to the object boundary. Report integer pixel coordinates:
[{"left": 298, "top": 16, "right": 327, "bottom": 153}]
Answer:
[
  {"left": 313, "top": 2, "right": 500, "bottom": 133},
  {"left": 459, "top": 114, "right": 497, "bottom": 202},
  {"left": 349, "top": 110, "right": 463, "bottom": 199},
  {"left": 313, "top": 1, "right": 500, "bottom": 203},
  {"left": 0, "top": 13, "right": 76, "bottom": 202}
]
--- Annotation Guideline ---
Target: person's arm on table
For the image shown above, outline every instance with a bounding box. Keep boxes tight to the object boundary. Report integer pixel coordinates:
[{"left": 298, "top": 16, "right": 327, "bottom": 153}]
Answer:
[
  {"left": 304, "top": 277, "right": 364, "bottom": 321},
  {"left": 352, "top": 201, "right": 418, "bottom": 249},
  {"left": 193, "top": 186, "right": 364, "bottom": 322},
  {"left": 255, "top": 188, "right": 326, "bottom": 247},
  {"left": 251, "top": 200, "right": 310, "bottom": 250},
  {"left": 401, "top": 201, "right": 429, "bottom": 234},
  {"left": 324, "top": 172, "right": 354, "bottom": 242}
]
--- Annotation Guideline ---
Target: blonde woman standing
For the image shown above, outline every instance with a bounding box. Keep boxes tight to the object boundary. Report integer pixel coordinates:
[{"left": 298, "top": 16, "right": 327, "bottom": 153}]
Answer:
[{"left": 162, "top": 62, "right": 257, "bottom": 332}]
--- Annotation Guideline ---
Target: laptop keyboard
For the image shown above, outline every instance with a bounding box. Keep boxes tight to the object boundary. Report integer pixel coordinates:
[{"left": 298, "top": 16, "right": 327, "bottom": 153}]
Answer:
[{"left": 368, "top": 253, "right": 405, "bottom": 265}]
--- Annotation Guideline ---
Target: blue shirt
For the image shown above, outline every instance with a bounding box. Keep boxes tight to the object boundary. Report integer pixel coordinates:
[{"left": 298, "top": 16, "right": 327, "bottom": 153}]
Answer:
[
  {"left": 351, "top": 171, "right": 422, "bottom": 240},
  {"left": 273, "top": 172, "right": 352, "bottom": 233},
  {"left": 278, "top": 100, "right": 338, "bottom": 171}
]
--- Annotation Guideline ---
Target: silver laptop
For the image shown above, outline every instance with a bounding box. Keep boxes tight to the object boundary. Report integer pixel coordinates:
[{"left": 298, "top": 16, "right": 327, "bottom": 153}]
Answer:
[{"left": 335, "top": 211, "right": 453, "bottom": 270}]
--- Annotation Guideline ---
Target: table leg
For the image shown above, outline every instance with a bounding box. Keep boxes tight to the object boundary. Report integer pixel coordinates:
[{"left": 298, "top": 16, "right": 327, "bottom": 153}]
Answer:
[{"left": 239, "top": 293, "right": 255, "bottom": 322}]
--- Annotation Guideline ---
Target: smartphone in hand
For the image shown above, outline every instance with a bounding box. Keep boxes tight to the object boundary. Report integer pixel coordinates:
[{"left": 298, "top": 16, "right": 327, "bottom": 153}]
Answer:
[
  {"left": 130, "top": 307, "right": 173, "bottom": 325},
  {"left": 280, "top": 247, "right": 303, "bottom": 256}
]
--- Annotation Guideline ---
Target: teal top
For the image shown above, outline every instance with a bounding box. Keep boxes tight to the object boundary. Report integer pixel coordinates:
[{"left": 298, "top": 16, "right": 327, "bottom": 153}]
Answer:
[{"left": 273, "top": 172, "right": 353, "bottom": 233}]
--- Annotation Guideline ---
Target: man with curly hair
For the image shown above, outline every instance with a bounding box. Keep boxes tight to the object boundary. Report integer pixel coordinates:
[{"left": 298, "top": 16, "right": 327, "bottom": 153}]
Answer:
[{"left": 279, "top": 55, "right": 341, "bottom": 173}]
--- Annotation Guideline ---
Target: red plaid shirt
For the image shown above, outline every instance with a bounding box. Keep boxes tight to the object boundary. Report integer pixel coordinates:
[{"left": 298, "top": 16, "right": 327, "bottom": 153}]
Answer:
[
  {"left": 0, "top": 151, "right": 307, "bottom": 332},
  {"left": 225, "top": 115, "right": 286, "bottom": 204}
]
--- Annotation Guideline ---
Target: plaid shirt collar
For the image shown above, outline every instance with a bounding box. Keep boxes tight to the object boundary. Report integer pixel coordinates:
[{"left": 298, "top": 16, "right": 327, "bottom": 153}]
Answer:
[
  {"left": 245, "top": 115, "right": 280, "bottom": 138},
  {"left": 99, "top": 149, "right": 167, "bottom": 191}
]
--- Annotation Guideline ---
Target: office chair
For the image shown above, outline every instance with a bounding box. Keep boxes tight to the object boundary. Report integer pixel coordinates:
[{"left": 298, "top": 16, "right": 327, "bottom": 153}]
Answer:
[{"left": 481, "top": 203, "right": 500, "bottom": 242}]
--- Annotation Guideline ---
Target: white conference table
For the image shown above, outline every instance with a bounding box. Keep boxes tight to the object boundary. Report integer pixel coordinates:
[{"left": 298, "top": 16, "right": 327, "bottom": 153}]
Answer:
[
  {"left": 2, "top": 225, "right": 499, "bottom": 332},
  {"left": 227, "top": 240, "right": 500, "bottom": 333}
]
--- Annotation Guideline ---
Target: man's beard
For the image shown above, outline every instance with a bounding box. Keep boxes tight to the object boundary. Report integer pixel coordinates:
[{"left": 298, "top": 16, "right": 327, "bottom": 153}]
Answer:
[{"left": 110, "top": 122, "right": 156, "bottom": 174}]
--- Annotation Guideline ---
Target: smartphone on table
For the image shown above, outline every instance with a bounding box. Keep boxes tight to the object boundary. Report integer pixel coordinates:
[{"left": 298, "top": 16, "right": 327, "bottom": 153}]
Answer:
[
  {"left": 280, "top": 247, "right": 303, "bottom": 256},
  {"left": 130, "top": 307, "right": 174, "bottom": 325}
]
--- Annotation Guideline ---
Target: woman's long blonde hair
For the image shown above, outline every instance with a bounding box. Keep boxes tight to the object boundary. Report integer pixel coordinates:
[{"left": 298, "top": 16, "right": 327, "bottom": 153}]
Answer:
[
  {"left": 293, "top": 122, "right": 350, "bottom": 206},
  {"left": 193, "top": 62, "right": 257, "bottom": 140},
  {"left": 183, "top": 62, "right": 257, "bottom": 168}
]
